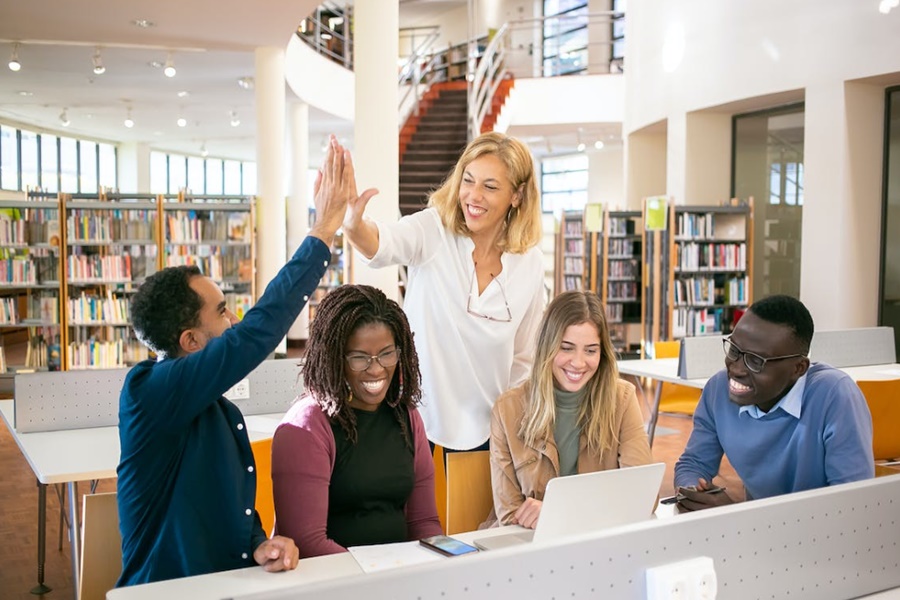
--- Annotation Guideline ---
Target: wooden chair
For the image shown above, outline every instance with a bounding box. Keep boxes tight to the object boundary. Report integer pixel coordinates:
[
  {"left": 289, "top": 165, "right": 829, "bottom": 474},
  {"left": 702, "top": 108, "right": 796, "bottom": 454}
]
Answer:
[
  {"left": 444, "top": 450, "right": 493, "bottom": 535},
  {"left": 855, "top": 380, "right": 900, "bottom": 475},
  {"left": 432, "top": 445, "right": 447, "bottom": 533},
  {"left": 655, "top": 340, "right": 702, "bottom": 415},
  {"left": 250, "top": 438, "right": 275, "bottom": 536},
  {"left": 79, "top": 492, "right": 121, "bottom": 600}
]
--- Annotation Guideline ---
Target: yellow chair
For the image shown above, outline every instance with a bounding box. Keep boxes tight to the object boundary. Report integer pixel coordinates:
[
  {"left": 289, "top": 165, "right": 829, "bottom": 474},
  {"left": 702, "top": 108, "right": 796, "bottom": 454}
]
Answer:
[
  {"left": 855, "top": 380, "right": 900, "bottom": 475},
  {"left": 79, "top": 492, "right": 121, "bottom": 600},
  {"left": 655, "top": 340, "right": 702, "bottom": 415},
  {"left": 432, "top": 445, "right": 447, "bottom": 533},
  {"left": 444, "top": 451, "right": 493, "bottom": 535},
  {"left": 250, "top": 438, "right": 275, "bottom": 536}
]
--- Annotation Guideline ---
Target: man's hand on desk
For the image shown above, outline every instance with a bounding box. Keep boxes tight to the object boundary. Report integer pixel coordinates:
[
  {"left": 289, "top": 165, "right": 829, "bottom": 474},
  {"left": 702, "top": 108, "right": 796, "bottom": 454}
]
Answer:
[
  {"left": 512, "top": 497, "right": 543, "bottom": 529},
  {"left": 254, "top": 536, "right": 300, "bottom": 572},
  {"left": 676, "top": 478, "right": 734, "bottom": 512}
]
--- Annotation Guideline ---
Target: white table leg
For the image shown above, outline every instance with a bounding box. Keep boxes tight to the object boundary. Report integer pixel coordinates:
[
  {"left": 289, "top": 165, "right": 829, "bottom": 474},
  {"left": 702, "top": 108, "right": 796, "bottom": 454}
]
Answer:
[{"left": 67, "top": 481, "right": 81, "bottom": 600}]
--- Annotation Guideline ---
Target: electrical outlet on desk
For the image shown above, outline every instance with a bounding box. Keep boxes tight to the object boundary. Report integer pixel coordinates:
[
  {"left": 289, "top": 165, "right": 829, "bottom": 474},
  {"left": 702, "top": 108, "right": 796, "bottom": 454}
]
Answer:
[
  {"left": 645, "top": 556, "right": 717, "bottom": 600},
  {"left": 224, "top": 378, "right": 250, "bottom": 401}
]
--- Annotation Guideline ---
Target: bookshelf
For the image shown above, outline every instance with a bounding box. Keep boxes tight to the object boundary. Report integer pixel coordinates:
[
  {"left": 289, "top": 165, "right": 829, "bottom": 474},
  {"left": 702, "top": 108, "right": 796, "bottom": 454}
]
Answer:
[
  {"left": 554, "top": 210, "right": 586, "bottom": 295},
  {"left": 162, "top": 193, "right": 256, "bottom": 321},
  {"left": 0, "top": 194, "right": 63, "bottom": 379},
  {"left": 602, "top": 210, "right": 643, "bottom": 358},
  {"left": 309, "top": 232, "right": 343, "bottom": 323},
  {"left": 650, "top": 198, "right": 754, "bottom": 341},
  {"left": 642, "top": 197, "right": 671, "bottom": 353}
]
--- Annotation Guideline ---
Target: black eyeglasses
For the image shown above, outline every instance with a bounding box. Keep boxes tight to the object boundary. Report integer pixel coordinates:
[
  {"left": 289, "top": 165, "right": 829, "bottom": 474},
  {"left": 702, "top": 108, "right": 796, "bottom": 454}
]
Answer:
[
  {"left": 466, "top": 268, "right": 512, "bottom": 323},
  {"left": 723, "top": 337, "right": 806, "bottom": 374},
  {"left": 345, "top": 348, "right": 401, "bottom": 372}
]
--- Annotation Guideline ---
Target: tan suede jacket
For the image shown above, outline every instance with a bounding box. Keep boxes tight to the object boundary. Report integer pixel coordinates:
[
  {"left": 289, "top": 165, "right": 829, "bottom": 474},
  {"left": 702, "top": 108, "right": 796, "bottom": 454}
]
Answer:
[{"left": 486, "top": 379, "right": 653, "bottom": 527}]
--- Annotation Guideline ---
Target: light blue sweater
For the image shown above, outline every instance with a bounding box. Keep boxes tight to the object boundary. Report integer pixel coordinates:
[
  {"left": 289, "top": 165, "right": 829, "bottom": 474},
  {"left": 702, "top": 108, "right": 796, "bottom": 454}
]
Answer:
[{"left": 675, "top": 363, "right": 874, "bottom": 500}]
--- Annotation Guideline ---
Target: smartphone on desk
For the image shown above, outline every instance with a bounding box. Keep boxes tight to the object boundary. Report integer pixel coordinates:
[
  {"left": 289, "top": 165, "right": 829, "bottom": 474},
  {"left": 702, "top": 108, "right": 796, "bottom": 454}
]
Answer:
[
  {"left": 661, "top": 485, "right": 727, "bottom": 505},
  {"left": 420, "top": 535, "right": 480, "bottom": 557}
]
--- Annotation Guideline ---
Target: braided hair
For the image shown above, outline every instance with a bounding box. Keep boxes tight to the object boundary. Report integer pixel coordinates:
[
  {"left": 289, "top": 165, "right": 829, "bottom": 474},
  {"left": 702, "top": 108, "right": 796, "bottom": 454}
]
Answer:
[{"left": 303, "top": 285, "right": 422, "bottom": 447}]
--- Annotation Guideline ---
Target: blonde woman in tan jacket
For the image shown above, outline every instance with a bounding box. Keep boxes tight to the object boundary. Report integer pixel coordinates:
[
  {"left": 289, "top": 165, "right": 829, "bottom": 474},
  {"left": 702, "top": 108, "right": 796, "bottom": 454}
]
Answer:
[{"left": 487, "top": 290, "right": 653, "bottom": 529}]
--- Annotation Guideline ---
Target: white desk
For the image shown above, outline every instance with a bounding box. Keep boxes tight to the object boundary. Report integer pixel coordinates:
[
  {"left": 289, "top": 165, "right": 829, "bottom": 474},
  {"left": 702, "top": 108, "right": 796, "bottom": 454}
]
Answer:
[
  {"left": 105, "top": 525, "right": 528, "bottom": 600},
  {"left": 0, "top": 399, "right": 284, "bottom": 599},
  {"left": 616, "top": 358, "right": 900, "bottom": 446}
]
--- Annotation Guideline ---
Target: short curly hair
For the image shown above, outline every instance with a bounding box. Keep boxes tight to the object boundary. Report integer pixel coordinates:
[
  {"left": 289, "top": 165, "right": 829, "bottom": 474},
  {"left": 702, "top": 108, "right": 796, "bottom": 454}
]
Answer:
[
  {"left": 130, "top": 265, "right": 204, "bottom": 359},
  {"left": 748, "top": 294, "right": 814, "bottom": 352},
  {"left": 303, "top": 284, "right": 422, "bottom": 446}
]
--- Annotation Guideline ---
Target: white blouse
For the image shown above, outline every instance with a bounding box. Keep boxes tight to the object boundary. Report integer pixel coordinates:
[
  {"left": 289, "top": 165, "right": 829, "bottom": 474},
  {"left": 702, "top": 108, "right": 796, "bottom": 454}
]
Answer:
[{"left": 365, "top": 208, "right": 546, "bottom": 450}]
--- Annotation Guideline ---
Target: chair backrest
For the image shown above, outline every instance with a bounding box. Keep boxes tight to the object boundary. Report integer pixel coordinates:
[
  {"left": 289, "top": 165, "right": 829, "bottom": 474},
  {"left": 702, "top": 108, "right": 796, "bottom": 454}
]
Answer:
[
  {"left": 250, "top": 438, "right": 275, "bottom": 536},
  {"left": 655, "top": 341, "right": 702, "bottom": 415},
  {"left": 80, "top": 492, "right": 121, "bottom": 600},
  {"left": 432, "top": 445, "right": 448, "bottom": 533},
  {"left": 855, "top": 380, "right": 900, "bottom": 461},
  {"left": 445, "top": 451, "right": 493, "bottom": 535}
]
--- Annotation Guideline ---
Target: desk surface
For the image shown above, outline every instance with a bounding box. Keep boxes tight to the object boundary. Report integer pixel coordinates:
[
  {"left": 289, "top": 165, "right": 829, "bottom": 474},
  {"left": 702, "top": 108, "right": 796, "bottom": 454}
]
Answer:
[
  {"left": 617, "top": 358, "right": 900, "bottom": 389},
  {"left": 105, "top": 525, "right": 526, "bottom": 600},
  {"left": 0, "top": 399, "right": 283, "bottom": 485}
]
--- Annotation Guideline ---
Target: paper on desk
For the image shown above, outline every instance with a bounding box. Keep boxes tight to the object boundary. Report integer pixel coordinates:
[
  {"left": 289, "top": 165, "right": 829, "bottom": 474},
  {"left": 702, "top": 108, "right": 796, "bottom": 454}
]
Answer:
[{"left": 348, "top": 541, "right": 443, "bottom": 573}]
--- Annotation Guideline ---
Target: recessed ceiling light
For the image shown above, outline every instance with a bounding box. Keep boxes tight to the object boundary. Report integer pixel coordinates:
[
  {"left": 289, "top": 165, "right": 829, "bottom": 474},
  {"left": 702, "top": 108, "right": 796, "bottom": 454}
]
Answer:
[
  {"left": 132, "top": 19, "right": 155, "bottom": 28},
  {"left": 17, "top": 90, "right": 32, "bottom": 96},
  {"left": 177, "top": 117, "right": 187, "bottom": 127},
  {"left": 177, "top": 90, "right": 190, "bottom": 98},
  {"left": 148, "top": 60, "right": 163, "bottom": 69}
]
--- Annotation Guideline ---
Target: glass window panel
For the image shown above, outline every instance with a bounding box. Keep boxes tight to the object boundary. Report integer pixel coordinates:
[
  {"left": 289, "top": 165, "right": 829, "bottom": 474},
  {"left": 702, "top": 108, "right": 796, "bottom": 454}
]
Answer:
[
  {"left": 79, "top": 141, "right": 98, "bottom": 193},
  {"left": 541, "top": 190, "right": 588, "bottom": 213},
  {"left": 0, "top": 125, "right": 18, "bottom": 190},
  {"left": 242, "top": 162, "right": 257, "bottom": 195},
  {"left": 150, "top": 151, "right": 168, "bottom": 194},
  {"left": 40, "top": 135, "right": 58, "bottom": 193},
  {"left": 542, "top": 155, "right": 588, "bottom": 173},
  {"left": 20, "top": 130, "right": 38, "bottom": 191},
  {"left": 223, "top": 160, "right": 241, "bottom": 194},
  {"left": 169, "top": 155, "right": 186, "bottom": 194},
  {"left": 542, "top": 170, "right": 588, "bottom": 193},
  {"left": 98, "top": 143, "right": 116, "bottom": 191},
  {"left": 769, "top": 163, "right": 781, "bottom": 204},
  {"left": 187, "top": 156, "right": 205, "bottom": 194},
  {"left": 59, "top": 136, "right": 78, "bottom": 192},
  {"left": 205, "top": 158, "right": 223, "bottom": 194}
]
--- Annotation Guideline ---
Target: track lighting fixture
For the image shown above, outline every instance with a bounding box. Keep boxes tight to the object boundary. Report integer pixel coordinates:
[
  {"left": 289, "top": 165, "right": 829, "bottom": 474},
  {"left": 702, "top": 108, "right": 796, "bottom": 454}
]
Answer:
[
  {"left": 8, "top": 43, "right": 21, "bottom": 72},
  {"left": 163, "top": 53, "right": 176, "bottom": 78},
  {"left": 200, "top": 143, "right": 209, "bottom": 158},
  {"left": 594, "top": 140, "right": 605, "bottom": 150},
  {"left": 59, "top": 109, "right": 70, "bottom": 127},
  {"left": 124, "top": 107, "right": 134, "bottom": 128},
  {"left": 229, "top": 111, "right": 240, "bottom": 127},
  {"left": 177, "top": 117, "right": 187, "bottom": 127},
  {"left": 92, "top": 47, "right": 106, "bottom": 75}
]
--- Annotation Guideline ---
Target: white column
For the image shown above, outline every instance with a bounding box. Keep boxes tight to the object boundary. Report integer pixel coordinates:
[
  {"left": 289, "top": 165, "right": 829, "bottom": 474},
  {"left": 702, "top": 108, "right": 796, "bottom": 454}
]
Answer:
[
  {"left": 287, "top": 101, "right": 311, "bottom": 341},
  {"left": 350, "top": 0, "right": 400, "bottom": 300},
  {"left": 624, "top": 128, "right": 667, "bottom": 210},
  {"left": 588, "top": 145, "right": 624, "bottom": 208},
  {"left": 255, "top": 46, "right": 288, "bottom": 351},
  {"left": 800, "top": 81, "right": 883, "bottom": 329}
]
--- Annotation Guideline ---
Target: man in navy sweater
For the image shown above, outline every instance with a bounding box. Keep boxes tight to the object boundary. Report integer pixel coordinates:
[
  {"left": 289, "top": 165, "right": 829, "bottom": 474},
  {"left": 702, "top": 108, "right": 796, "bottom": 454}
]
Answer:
[
  {"left": 116, "top": 137, "right": 354, "bottom": 585},
  {"left": 675, "top": 295, "right": 874, "bottom": 511}
]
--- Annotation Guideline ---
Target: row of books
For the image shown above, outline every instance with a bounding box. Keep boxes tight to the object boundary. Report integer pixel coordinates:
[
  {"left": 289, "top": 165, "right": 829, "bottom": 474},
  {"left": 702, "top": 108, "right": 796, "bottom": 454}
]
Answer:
[
  {"left": 608, "top": 217, "right": 636, "bottom": 236},
  {"left": 671, "top": 306, "right": 743, "bottom": 338},
  {"left": 607, "top": 239, "right": 639, "bottom": 256},
  {"left": 607, "top": 259, "right": 639, "bottom": 278},
  {"left": 565, "top": 239, "right": 584, "bottom": 255},
  {"left": 675, "top": 242, "right": 747, "bottom": 272},
  {"left": 562, "top": 257, "right": 584, "bottom": 275},
  {"left": 0, "top": 257, "right": 43, "bottom": 285},
  {"left": 164, "top": 251, "right": 250, "bottom": 282},
  {"left": 67, "top": 294, "right": 129, "bottom": 325},
  {"left": 673, "top": 276, "right": 749, "bottom": 307},
  {"left": 66, "top": 254, "right": 133, "bottom": 282},
  {"left": 607, "top": 281, "right": 639, "bottom": 301},
  {"left": 166, "top": 212, "right": 251, "bottom": 243},
  {"left": 26, "top": 293, "right": 60, "bottom": 323},
  {"left": 225, "top": 294, "right": 253, "bottom": 321}
]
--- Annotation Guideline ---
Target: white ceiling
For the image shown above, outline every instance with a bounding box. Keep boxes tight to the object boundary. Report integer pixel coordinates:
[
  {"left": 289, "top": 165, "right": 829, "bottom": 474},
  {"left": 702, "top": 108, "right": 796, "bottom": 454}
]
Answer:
[{"left": 0, "top": 0, "right": 600, "bottom": 166}]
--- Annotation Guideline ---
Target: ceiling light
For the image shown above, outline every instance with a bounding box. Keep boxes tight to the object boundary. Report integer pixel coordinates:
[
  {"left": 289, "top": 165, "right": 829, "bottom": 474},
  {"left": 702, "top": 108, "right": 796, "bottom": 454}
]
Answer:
[
  {"left": 124, "top": 107, "right": 134, "bottom": 128},
  {"left": 879, "top": 0, "right": 899, "bottom": 13},
  {"left": 229, "top": 111, "right": 240, "bottom": 127},
  {"left": 177, "top": 117, "right": 187, "bottom": 127},
  {"left": 17, "top": 90, "right": 32, "bottom": 96},
  {"left": 237, "top": 76, "right": 254, "bottom": 90},
  {"left": 200, "top": 143, "right": 208, "bottom": 158},
  {"left": 59, "top": 109, "right": 70, "bottom": 127},
  {"left": 8, "top": 43, "right": 21, "bottom": 72},
  {"left": 131, "top": 18, "right": 155, "bottom": 28},
  {"left": 177, "top": 90, "right": 190, "bottom": 98},
  {"left": 594, "top": 140, "right": 605, "bottom": 150},
  {"left": 577, "top": 142, "right": 586, "bottom": 152},
  {"left": 92, "top": 47, "right": 106, "bottom": 75},
  {"left": 163, "top": 54, "right": 176, "bottom": 78},
  {"left": 576, "top": 130, "right": 585, "bottom": 153}
]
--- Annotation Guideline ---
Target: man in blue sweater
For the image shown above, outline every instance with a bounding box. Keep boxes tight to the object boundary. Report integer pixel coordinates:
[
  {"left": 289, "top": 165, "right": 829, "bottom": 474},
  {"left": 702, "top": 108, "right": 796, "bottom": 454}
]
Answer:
[
  {"left": 675, "top": 295, "right": 874, "bottom": 511},
  {"left": 116, "top": 137, "right": 354, "bottom": 585}
]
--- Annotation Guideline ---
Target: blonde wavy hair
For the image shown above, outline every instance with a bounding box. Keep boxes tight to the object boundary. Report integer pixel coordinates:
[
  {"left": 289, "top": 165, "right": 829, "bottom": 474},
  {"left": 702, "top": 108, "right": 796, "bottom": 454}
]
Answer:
[
  {"left": 518, "top": 291, "right": 620, "bottom": 455},
  {"left": 428, "top": 131, "right": 542, "bottom": 253}
]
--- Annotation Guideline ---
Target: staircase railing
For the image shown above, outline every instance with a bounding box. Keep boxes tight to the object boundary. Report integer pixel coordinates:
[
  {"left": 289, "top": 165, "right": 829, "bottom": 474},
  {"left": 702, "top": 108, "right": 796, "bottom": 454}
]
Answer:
[
  {"left": 467, "top": 23, "right": 510, "bottom": 141},
  {"left": 398, "top": 27, "right": 441, "bottom": 122}
]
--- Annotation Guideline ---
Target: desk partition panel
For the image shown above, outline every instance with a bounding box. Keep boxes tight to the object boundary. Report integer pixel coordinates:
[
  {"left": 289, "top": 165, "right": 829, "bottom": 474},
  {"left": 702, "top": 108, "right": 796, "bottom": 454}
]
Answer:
[
  {"left": 810, "top": 327, "right": 896, "bottom": 368},
  {"left": 14, "top": 359, "right": 305, "bottom": 433},
  {"left": 233, "top": 476, "right": 900, "bottom": 600}
]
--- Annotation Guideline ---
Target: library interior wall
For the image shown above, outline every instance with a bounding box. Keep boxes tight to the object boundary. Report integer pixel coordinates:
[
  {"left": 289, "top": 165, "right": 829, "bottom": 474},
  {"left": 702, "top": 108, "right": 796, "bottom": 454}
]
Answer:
[
  {"left": 624, "top": 128, "right": 666, "bottom": 210},
  {"left": 624, "top": 0, "right": 900, "bottom": 330},
  {"left": 588, "top": 145, "right": 623, "bottom": 207}
]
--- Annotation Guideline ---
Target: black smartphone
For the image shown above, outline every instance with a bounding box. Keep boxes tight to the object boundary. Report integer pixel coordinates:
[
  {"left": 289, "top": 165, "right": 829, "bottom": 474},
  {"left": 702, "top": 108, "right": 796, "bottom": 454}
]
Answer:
[{"left": 419, "top": 535, "right": 480, "bottom": 557}]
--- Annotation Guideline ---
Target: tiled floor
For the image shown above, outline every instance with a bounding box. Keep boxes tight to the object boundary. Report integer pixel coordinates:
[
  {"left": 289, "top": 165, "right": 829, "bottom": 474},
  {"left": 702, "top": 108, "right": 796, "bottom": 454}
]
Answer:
[{"left": 0, "top": 382, "right": 741, "bottom": 600}]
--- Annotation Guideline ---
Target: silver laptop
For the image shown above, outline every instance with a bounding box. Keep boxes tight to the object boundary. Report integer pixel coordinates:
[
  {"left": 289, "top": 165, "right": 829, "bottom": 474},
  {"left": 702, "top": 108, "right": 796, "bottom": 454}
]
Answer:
[{"left": 473, "top": 462, "right": 665, "bottom": 550}]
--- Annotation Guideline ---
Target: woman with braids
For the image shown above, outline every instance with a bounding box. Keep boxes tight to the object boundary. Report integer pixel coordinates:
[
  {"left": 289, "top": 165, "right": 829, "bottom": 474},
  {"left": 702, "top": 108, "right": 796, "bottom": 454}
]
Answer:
[
  {"left": 486, "top": 291, "right": 653, "bottom": 529},
  {"left": 271, "top": 285, "right": 441, "bottom": 557}
]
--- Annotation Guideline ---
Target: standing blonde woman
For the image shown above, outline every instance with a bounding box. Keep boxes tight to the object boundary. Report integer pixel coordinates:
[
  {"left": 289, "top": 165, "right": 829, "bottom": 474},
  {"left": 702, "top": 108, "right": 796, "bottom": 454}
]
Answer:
[
  {"left": 488, "top": 291, "right": 653, "bottom": 528},
  {"left": 343, "top": 132, "right": 545, "bottom": 452}
]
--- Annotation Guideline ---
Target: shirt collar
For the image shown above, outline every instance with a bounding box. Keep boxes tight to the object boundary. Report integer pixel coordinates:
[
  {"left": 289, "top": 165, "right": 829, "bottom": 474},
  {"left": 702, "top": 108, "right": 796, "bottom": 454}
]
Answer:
[{"left": 739, "top": 372, "right": 807, "bottom": 420}]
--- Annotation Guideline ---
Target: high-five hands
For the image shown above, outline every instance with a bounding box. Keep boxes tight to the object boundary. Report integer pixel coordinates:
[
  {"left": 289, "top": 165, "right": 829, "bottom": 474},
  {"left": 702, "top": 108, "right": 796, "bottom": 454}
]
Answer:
[{"left": 309, "top": 135, "right": 357, "bottom": 246}]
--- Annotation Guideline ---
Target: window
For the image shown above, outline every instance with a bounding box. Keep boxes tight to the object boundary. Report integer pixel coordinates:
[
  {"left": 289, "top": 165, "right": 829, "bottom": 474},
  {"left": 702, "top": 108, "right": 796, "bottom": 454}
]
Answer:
[
  {"left": 20, "top": 130, "right": 39, "bottom": 190},
  {"left": 150, "top": 151, "right": 168, "bottom": 194},
  {"left": 59, "top": 137, "right": 78, "bottom": 193},
  {"left": 150, "top": 150, "right": 256, "bottom": 195},
  {"left": 543, "top": 0, "right": 589, "bottom": 77},
  {"left": 187, "top": 156, "right": 205, "bottom": 194},
  {"left": 169, "top": 155, "right": 186, "bottom": 194},
  {"left": 80, "top": 141, "right": 98, "bottom": 193},
  {"left": 541, "top": 154, "right": 589, "bottom": 213},
  {"left": 98, "top": 143, "right": 117, "bottom": 191},
  {"left": 611, "top": 0, "right": 626, "bottom": 72},
  {"left": 223, "top": 160, "right": 241, "bottom": 194},
  {"left": 41, "top": 135, "right": 59, "bottom": 193},
  {"left": 0, "top": 125, "right": 18, "bottom": 190},
  {"left": 205, "top": 159, "right": 223, "bottom": 194}
]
